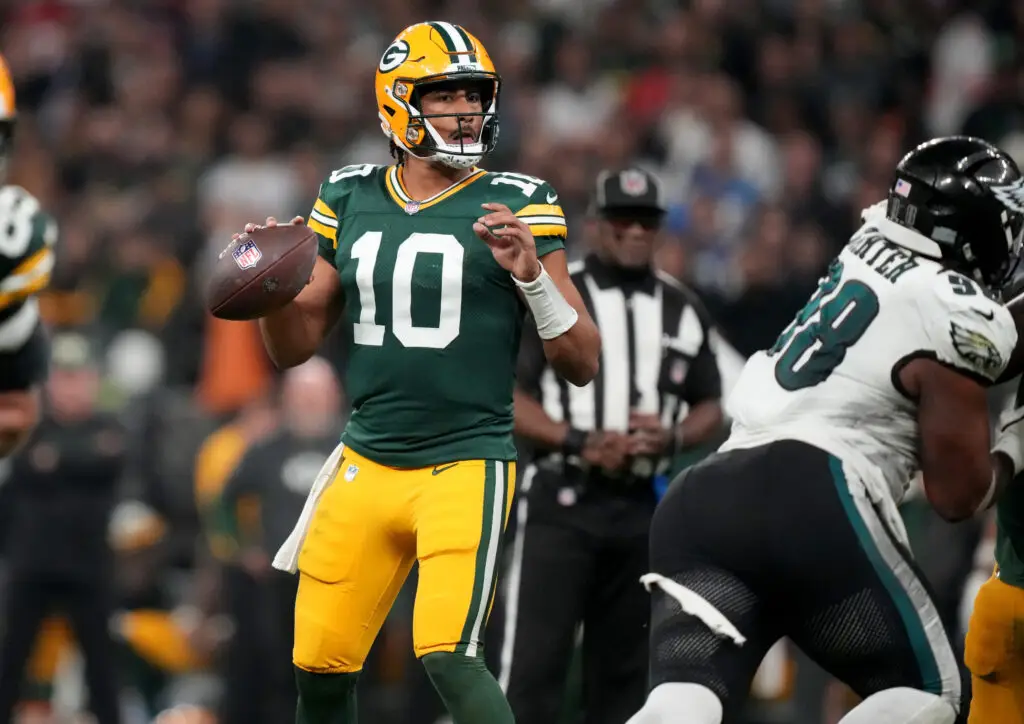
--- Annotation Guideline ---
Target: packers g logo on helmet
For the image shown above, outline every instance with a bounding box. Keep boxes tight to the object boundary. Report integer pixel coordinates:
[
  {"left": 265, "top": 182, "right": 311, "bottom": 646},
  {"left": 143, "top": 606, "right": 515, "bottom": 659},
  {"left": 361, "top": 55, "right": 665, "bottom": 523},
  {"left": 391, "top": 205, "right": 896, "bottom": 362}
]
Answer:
[
  {"left": 375, "top": 21, "right": 501, "bottom": 170},
  {"left": 379, "top": 40, "right": 410, "bottom": 74}
]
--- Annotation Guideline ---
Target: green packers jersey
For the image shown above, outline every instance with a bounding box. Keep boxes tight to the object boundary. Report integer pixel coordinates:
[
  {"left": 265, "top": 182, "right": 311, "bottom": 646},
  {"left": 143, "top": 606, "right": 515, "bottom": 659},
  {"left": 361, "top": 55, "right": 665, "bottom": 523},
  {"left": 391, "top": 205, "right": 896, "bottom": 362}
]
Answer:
[
  {"left": 995, "top": 480, "right": 1024, "bottom": 588},
  {"left": 0, "top": 184, "right": 57, "bottom": 315},
  {"left": 309, "top": 163, "right": 566, "bottom": 467},
  {"left": 0, "top": 184, "right": 58, "bottom": 391}
]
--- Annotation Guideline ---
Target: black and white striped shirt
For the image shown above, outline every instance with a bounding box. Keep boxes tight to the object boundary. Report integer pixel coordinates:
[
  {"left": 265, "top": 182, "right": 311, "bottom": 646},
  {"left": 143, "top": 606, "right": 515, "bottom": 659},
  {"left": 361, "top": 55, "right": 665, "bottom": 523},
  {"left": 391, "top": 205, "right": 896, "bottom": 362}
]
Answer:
[{"left": 518, "top": 255, "right": 721, "bottom": 470}]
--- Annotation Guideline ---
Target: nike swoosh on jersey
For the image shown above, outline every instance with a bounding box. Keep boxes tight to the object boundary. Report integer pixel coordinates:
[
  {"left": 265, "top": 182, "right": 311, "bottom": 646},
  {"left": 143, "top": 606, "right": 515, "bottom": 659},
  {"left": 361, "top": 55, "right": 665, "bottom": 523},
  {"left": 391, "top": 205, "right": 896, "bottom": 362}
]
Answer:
[
  {"left": 432, "top": 462, "right": 459, "bottom": 475},
  {"left": 546, "top": 192, "right": 558, "bottom": 203},
  {"left": 972, "top": 308, "right": 996, "bottom": 321}
]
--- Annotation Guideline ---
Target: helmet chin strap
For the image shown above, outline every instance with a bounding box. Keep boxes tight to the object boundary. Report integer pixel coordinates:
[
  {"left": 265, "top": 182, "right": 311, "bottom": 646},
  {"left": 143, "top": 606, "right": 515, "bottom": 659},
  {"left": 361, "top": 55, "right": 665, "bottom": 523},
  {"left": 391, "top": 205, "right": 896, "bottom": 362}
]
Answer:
[
  {"left": 422, "top": 117, "right": 484, "bottom": 168},
  {"left": 400, "top": 118, "right": 483, "bottom": 169}
]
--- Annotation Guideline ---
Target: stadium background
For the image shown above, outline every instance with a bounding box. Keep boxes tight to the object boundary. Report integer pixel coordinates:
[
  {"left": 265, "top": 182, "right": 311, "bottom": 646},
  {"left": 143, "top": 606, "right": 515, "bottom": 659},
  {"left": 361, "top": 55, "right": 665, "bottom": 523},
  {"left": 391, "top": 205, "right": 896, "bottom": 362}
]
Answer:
[{"left": 0, "top": 0, "right": 1021, "bottom": 721}]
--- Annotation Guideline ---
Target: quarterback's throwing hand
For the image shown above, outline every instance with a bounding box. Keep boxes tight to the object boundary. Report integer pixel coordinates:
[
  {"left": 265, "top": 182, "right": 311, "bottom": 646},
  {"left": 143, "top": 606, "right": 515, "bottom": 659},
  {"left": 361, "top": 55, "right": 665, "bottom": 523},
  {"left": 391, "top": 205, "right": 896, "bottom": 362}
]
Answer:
[
  {"left": 474, "top": 203, "right": 542, "bottom": 283},
  {"left": 232, "top": 215, "right": 305, "bottom": 241}
]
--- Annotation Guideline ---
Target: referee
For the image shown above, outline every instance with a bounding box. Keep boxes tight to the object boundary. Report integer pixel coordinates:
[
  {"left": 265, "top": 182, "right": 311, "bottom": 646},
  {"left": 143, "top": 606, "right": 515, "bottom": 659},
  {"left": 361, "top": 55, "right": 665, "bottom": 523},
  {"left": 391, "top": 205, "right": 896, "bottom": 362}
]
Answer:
[{"left": 497, "top": 168, "right": 725, "bottom": 724}]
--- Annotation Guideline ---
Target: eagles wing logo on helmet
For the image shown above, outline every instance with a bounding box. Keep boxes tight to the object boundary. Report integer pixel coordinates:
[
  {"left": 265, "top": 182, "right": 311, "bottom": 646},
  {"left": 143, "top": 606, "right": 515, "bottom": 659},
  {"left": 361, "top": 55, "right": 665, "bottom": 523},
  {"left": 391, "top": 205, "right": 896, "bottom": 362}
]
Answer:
[
  {"left": 379, "top": 40, "right": 410, "bottom": 73},
  {"left": 991, "top": 178, "right": 1024, "bottom": 214}
]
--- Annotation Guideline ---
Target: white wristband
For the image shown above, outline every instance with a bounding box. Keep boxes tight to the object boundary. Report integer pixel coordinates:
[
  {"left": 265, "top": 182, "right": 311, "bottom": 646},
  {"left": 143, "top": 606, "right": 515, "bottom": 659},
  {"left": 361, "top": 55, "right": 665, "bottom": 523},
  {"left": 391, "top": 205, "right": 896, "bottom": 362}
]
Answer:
[{"left": 513, "top": 262, "right": 578, "bottom": 340}]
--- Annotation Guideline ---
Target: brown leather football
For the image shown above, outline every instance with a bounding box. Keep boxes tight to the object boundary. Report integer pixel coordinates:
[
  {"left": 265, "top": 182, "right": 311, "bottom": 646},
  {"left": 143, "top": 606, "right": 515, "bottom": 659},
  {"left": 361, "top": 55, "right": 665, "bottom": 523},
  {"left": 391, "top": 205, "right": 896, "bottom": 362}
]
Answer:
[{"left": 206, "top": 224, "right": 318, "bottom": 321}]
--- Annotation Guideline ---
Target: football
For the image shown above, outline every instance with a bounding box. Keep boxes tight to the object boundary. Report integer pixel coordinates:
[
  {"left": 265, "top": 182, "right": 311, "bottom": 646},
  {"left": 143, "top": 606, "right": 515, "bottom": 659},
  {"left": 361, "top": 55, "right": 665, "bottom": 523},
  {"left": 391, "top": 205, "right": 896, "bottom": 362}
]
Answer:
[{"left": 206, "top": 224, "right": 318, "bottom": 321}]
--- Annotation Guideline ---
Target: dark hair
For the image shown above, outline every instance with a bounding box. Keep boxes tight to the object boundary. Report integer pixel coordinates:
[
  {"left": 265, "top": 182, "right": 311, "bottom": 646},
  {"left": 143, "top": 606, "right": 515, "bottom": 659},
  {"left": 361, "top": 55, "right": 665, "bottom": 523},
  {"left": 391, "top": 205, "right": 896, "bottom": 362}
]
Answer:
[{"left": 389, "top": 139, "right": 406, "bottom": 164}]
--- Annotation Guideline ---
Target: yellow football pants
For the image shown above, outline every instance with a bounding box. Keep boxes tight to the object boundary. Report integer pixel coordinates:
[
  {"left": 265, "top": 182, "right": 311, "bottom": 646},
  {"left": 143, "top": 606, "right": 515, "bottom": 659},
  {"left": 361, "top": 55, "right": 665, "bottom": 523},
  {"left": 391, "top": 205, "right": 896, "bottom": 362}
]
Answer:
[
  {"left": 965, "top": 571, "right": 1024, "bottom": 723},
  {"left": 293, "top": 446, "right": 515, "bottom": 673}
]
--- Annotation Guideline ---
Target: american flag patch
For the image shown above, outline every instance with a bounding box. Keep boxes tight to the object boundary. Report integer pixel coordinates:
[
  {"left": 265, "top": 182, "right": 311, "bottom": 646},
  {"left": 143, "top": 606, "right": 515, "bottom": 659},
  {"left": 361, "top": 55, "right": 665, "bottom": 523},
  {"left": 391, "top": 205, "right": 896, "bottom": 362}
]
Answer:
[
  {"left": 232, "top": 240, "right": 262, "bottom": 270},
  {"left": 895, "top": 179, "right": 912, "bottom": 197}
]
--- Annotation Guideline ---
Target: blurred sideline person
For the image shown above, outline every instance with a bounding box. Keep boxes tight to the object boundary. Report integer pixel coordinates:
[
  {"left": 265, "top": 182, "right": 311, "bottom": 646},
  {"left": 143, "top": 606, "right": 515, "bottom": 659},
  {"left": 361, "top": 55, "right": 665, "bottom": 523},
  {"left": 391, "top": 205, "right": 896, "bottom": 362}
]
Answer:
[
  {"left": 216, "top": 357, "right": 344, "bottom": 724},
  {"left": 629, "top": 136, "right": 1024, "bottom": 724},
  {"left": 188, "top": 393, "right": 276, "bottom": 724},
  {"left": 0, "top": 54, "right": 59, "bottom": 457},
  {"left": 0, "top": 332, "right": 126, "bottom": 724},
  {"left": 500, "top": 168, "right": 723, "bottom": 724}
]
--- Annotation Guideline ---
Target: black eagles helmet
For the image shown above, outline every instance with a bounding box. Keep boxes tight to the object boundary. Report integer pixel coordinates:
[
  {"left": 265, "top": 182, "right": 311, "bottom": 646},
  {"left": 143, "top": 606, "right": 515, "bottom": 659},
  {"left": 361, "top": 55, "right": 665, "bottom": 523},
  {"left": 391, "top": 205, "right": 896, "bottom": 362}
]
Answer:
[{"left": 887, "top": 135, "right": 1024, "bottom": 294}]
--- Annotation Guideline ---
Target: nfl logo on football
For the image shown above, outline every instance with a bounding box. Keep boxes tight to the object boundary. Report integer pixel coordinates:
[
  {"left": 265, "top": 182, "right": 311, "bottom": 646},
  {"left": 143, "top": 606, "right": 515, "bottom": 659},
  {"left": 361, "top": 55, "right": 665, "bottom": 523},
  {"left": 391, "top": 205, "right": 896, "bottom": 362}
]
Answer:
[{"left": 232, "top": 240, "right": 262, "bottom": 270}]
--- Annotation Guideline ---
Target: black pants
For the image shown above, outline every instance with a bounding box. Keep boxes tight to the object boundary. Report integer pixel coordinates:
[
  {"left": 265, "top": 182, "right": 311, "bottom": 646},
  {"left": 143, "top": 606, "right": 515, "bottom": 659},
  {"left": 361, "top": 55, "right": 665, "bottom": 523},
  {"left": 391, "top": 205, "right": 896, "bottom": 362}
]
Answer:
[
  {"left": 647, "top": 440, "right": 966, "bottom": 723},
  {"left": 220, "top": 565, "right": 299, "bottom": 724},
  {"left": 0, "top": 574, "right": 120, "bottom": 724},
  {"left": 265, "top": 570, "right": 300, "bottom": 722},
  {"left": 494, "top": 466, "right": 654, "bottom": 724},
  {"left": 220, "top": 565, "right": 265, "bottom": 724}
]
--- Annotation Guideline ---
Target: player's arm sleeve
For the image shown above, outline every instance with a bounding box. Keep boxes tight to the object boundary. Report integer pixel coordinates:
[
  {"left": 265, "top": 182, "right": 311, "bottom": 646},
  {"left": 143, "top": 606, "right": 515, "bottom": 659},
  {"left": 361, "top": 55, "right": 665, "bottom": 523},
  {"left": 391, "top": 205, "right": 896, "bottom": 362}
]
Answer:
[
  {"left": 515, "top": 181, "right": 567, "bottom": 258},
  {"left": 0, "top": 300, "right": 49, "bottom": 392},
  {"left": 307, "top": 183, "right": 340, "bottom": 267},
  {"left": 0, "top": 216, "right": 56, "bottom": 312},
  {"left": 919, "top": 273, "right": 1018, "bottom": 386}
]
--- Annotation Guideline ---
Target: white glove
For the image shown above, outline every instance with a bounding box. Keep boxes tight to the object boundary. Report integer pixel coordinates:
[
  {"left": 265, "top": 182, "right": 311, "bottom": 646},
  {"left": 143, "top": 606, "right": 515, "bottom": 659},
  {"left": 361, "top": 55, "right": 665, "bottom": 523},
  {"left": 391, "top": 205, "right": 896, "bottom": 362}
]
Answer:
[{"left": 992, "top": 389, "right": 1024, "bottom": 477}]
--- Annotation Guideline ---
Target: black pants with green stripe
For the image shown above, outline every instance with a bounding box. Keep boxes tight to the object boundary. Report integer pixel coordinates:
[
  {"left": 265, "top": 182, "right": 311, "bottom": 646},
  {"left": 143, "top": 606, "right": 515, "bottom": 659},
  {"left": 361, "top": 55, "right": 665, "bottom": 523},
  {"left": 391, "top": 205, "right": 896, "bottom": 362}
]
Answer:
[{"left": 646, "top": 440, "right": 967, "bottom": 724}]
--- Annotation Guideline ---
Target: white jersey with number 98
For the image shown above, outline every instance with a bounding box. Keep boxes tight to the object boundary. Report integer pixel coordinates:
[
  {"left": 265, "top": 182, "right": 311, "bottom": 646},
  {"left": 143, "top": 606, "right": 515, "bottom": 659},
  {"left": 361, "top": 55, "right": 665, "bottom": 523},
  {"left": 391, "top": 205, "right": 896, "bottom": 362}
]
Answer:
[{"left": 722, "top": 215, "right": 1017, "bottom": 512}]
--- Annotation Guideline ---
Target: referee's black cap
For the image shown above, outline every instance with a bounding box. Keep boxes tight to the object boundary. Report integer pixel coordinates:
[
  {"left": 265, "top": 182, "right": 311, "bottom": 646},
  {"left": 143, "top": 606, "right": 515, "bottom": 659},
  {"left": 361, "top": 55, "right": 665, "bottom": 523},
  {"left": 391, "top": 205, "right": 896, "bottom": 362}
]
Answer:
[{"left": 592, "top": 168, "right": 667, "bottom": 215}]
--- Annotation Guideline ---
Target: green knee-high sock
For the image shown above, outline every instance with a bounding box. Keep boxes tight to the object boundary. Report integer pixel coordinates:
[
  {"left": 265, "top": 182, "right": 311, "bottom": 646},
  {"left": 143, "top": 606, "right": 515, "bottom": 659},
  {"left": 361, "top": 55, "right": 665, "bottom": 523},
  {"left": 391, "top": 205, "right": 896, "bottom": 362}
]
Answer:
[
  {"left": 422, "top": 652, "right": 515, "bottom": 724},
  {"left": 294, "top": 667, "right": 359, "bottom": 724}
]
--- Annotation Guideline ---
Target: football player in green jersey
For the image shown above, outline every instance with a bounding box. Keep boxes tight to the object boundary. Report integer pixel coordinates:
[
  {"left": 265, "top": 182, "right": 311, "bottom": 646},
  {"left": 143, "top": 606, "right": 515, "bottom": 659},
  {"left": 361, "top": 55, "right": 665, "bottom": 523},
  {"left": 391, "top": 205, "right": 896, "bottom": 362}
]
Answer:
[
  {"left": 966, "top": 381, "right": 1024, "bottom": 724},
  {"left": 0, "top": 54, "right": 58, "bottom": 456},
  {"left": 234, "top": 20, "right": 600, "bottom": 724}
]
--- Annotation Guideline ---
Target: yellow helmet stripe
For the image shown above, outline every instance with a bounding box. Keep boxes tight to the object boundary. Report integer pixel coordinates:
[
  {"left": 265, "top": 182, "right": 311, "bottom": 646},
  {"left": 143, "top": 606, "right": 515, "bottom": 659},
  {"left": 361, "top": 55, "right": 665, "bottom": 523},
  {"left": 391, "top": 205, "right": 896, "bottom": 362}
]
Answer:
[
  {"left": 429, "top": 21, "right": 477, "bottom": 64},
  {"left": 449, "top": 24, "right": 479, "bottom": 62}
]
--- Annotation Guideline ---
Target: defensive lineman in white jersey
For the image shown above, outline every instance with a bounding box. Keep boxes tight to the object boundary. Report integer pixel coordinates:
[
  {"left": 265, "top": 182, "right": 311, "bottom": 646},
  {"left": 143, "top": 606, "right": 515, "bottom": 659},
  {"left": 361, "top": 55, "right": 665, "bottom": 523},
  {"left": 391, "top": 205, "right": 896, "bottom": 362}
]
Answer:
[{"left": 629, "top": 136, "right": 1024, "bottom": 724}]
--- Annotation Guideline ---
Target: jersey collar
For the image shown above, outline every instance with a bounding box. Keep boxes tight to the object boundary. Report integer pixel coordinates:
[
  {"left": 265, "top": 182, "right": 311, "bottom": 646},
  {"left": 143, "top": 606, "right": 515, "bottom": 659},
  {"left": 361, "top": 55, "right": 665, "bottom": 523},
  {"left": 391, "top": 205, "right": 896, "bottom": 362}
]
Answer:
[{"left": 384, "top": 165, "right": 487, "bottom": 213}]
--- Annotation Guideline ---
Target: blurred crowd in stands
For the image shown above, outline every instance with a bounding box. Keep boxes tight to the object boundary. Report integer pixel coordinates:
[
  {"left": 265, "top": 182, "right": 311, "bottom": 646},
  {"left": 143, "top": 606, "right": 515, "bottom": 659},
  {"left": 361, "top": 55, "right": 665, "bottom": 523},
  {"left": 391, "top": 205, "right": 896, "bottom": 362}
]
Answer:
[{"left": 0, "top": 0, "right": 1022, "bottom": 721}]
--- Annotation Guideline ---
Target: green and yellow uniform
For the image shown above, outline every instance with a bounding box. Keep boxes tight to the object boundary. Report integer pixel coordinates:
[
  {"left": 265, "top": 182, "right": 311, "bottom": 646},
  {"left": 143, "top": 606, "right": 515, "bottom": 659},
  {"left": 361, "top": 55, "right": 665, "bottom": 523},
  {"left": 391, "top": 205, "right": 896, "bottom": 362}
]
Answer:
[
  {"left": 965, "top": 481, "right": 1024, "bottom": 722},
  {"left": 0, "top": 184, "right": 57, "bottom": 391},
  {"left": 295, "top": 163, "right": 566, "bottom": 673}
]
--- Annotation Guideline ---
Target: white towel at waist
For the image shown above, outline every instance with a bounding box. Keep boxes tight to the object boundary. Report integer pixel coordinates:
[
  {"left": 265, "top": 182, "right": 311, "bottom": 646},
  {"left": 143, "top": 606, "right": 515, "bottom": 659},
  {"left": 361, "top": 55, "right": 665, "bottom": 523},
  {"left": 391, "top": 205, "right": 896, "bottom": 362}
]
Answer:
[{"left": 273, "top": 442, "right": 346, "bottom": 574}]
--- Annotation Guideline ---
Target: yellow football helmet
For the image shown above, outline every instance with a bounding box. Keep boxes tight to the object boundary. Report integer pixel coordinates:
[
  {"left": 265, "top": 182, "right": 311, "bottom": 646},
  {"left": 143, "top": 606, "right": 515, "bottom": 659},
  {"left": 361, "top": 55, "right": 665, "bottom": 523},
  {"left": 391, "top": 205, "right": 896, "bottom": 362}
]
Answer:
[
  {"left": 0, "top": 54, "right": 15, "bottom": 179},
  {"left": 375, "top": 21, "right": 500, "bottom": 169}
]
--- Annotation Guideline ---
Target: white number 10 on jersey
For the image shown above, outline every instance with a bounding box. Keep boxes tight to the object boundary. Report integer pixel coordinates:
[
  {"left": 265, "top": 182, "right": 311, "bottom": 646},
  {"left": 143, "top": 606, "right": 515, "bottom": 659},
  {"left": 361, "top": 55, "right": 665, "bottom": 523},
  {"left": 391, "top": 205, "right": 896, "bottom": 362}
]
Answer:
[{"left": 350, "top": 231, "right": 464, "bottom": 349}]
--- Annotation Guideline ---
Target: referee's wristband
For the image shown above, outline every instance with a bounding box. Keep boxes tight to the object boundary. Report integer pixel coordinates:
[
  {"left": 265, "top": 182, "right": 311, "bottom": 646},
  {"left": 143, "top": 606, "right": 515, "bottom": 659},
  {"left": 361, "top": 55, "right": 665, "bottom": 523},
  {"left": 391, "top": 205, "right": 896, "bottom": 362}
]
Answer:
[{"left": 561, "top": 427, "right": 589, "bottom": 457}]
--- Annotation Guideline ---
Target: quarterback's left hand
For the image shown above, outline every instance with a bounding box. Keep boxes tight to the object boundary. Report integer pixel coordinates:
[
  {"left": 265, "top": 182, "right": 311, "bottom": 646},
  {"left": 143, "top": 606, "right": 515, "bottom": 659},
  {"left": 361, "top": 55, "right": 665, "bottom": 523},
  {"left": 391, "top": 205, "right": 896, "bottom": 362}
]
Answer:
[{"left": 474, "top": 203, "right": 542, "bottom": 282}]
